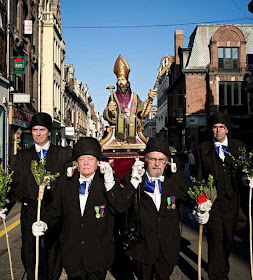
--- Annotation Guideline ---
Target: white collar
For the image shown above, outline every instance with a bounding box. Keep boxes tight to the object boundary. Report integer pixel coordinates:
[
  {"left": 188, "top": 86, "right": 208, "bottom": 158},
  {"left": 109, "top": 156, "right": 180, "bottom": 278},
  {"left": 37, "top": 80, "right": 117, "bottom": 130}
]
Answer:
[
  {"left": 35, "top": 141, "right": 50, "bottom": 153},
  {"left": 214, "top": 136, "right": 228, "bottom": 147},
  {"left": 79, "top": 172, "right": 95, "bottom": 185},
  {"left": 146, "top": 170, "right": 164, "bottom": 183}
]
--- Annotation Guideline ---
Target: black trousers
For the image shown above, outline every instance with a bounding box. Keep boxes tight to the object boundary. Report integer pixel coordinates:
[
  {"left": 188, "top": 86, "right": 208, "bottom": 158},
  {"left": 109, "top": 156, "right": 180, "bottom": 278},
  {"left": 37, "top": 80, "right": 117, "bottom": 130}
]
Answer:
[
  {"left": 132, "top": 251, "right": 174, "bottom": 280},
  {"left": 67, "top": 267, "right": 107, "bottom": 280},
  {"left": 206, "top": 196, "right": 238, "bottom": 280}
]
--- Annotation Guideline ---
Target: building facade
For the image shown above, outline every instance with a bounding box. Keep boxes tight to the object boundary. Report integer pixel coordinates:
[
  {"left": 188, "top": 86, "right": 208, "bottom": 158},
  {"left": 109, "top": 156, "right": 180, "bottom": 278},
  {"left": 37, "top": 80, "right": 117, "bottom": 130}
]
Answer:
[{"left": 166, "top": 25, "right": 253, "bottom": 150}]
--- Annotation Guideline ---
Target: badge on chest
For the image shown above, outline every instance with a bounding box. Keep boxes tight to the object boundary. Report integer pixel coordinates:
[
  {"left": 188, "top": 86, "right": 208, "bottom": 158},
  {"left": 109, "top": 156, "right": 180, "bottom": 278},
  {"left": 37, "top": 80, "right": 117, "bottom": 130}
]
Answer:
[
  {"left": 94, "top": 205, "right": 105, "bottom": 219},
  {"left": 167, "top": 196, "right": 176, "bottom": 210}
]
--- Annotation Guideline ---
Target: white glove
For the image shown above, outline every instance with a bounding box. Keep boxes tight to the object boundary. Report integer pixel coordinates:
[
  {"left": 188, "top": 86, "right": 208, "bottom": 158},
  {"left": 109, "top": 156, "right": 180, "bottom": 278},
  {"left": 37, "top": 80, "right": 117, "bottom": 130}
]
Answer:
[
  {"left": 130, "top": 159, "right": 145, "bottom": 188},
  {"left": 67, "top": 165, "right": 77, "bottom": 177},
  {"left": 193, "top": 209, "right": 210, "bottom": 224},
  {"left": 249, "top": 177, "right": 253, "bottom": 189},
  {"left": 99, "top": 161, "right": 115, "bottom": 191},
  {"left": 0, "top": 208, "right": 8, "bottom": 220},
  {"left": 32, "top": 221, "right": 48, "bottom": 237}
]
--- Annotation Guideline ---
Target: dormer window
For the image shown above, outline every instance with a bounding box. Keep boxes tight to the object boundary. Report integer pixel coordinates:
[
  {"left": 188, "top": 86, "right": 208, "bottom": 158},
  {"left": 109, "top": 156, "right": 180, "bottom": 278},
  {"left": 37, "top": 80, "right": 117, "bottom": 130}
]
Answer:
[{"left": 218, "top": 47, "right": 239, "bottom": 72}]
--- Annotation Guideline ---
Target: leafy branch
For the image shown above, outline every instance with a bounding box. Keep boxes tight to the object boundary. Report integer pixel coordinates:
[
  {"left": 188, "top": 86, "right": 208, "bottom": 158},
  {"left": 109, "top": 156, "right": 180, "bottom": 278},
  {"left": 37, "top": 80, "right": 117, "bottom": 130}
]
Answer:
[{"left": 0, "top": 168, "right": 14, "bottom": 209}]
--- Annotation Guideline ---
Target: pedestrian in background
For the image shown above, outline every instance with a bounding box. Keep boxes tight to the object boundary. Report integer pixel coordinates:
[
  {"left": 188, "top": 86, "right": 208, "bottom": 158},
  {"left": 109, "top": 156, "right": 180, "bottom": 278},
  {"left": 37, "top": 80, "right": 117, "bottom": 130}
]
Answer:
[
  {"left": 194, "top": 111, "right": 247, "bottom": 280},
  {"left": 0, "top": 112, "right": 71, "bottom": 280}
]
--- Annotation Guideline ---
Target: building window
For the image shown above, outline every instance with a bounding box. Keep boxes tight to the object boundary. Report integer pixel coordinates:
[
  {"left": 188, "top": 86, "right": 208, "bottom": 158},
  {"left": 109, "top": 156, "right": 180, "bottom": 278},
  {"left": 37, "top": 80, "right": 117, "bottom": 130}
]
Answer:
[
  {"left": 218, "top": 47, "right": 239, "bottom": 72},
  {"left": 219, "top": 82, "right": 242, "bottom": 106}
]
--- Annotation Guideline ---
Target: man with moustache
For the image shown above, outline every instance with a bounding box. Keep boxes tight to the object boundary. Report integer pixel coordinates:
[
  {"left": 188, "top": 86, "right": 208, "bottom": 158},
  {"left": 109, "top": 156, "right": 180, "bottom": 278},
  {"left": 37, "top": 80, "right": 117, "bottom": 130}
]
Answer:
[
  {"left": 31, "top": 137, "right": 137, "bottom": 280},
  {"left": 0, "top": 112, "right": 71, "bottom": 280},
  {"left": 194, "top": 111, "right": 246, "bottom": 280},
  {"left": 103, "top": 55, "right": 156, "bottom": 143},
  {"left": 122, "top": 136, "right": 188, "bottom": 280}
]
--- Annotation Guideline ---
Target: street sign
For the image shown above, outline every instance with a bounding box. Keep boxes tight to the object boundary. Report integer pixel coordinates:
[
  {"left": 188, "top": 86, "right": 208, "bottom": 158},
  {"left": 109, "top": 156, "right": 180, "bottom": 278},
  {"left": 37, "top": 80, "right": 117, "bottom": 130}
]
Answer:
[
  {"left": 13, "top": 93, "right": 30, "bottom": 103},
  {"left": 11, "top": 57, "right": 27, "bottom": 74}
]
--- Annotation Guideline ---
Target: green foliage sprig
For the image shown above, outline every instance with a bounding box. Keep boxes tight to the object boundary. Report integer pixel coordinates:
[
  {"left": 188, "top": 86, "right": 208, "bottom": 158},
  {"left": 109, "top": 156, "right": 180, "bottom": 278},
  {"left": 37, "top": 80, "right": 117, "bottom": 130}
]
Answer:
[
  {"left": 188, "top": 174, "right": 217, "bottom": 204},
  {"left": 0, "top": 168, "right": 14, "bottom": 209},
  {"left": 31, "top": 158, "right": 60, "bottom": 188},
  {"left": 225, "top": 147, "right": 253, "bottom": 179}
]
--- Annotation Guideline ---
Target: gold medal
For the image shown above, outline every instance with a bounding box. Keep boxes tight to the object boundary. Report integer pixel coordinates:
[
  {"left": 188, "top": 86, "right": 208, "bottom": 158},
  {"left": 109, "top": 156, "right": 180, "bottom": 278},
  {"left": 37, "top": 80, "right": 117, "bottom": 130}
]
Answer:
[
  {"left": 96, "top": 213, "right": 101, "bottom": 219},
  {"left": 172, "top": 204, "right": 176, "bottom": 210},
  {"left": 94, "top": 206, "right": 100, "bottom": 219},
  {"left": 100, "top": 205, "right": 105, "bottom": 218}
]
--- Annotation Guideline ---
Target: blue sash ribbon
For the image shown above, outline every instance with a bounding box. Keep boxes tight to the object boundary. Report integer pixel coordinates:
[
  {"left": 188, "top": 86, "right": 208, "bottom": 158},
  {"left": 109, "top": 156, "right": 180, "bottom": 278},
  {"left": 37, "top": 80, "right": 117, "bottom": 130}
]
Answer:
[{"left": 144, "top": 174, "right": 162, "bottom": 194}]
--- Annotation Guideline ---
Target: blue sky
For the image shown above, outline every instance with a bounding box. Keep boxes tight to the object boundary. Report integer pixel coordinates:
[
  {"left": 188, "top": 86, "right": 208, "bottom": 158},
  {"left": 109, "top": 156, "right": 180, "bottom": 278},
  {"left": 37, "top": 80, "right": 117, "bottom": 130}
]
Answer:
[{"left": 60, "top": 0, "right": 253, "bottom": 115}]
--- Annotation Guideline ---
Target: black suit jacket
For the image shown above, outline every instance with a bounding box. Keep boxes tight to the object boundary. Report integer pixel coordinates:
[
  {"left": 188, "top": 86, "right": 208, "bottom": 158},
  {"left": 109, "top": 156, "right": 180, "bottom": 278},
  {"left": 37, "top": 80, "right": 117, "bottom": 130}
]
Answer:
[
  {"left": 8, "top": 144, "right": 71, "bottom": 228},
  {"left": 44, "top": 171, "right": 136, "bottom": 276},
  {"left": 123, "top": 170, "right": 188, "bottom": 266},
  {"left": 195, "top": 138, "right": 245, "bottom": 216}
]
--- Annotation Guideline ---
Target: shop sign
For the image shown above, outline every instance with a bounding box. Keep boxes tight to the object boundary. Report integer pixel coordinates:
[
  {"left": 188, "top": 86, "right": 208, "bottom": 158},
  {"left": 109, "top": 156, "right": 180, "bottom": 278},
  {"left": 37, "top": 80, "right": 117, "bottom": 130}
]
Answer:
[
  {"left": 11, "top": 57, "right": 27, "bottom": 74},
  {"left": 65, "top": 127, "right": 75, "bottom": 136},
  {"left": 11, "top": 107, "right": 33, "bottom": 128},
  {"left": 23, "top": 20, "right": 33, "bottom": 35}
]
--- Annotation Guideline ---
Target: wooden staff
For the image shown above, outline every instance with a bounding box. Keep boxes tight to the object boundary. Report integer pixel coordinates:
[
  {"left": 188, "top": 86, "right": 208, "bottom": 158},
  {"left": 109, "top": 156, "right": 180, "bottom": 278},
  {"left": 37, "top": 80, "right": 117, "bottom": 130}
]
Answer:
[
  {"left": 249, "top": 185, "right": 253, "bottom": 280},
  {"left": 3, "top": 219, "right": 14, "bottom": 280},
  {"left": 35, "top": 184, "right": 45, "bottom": 280},
  {"left": 198, "top": 224, "right": 203, "bottom": 280}
]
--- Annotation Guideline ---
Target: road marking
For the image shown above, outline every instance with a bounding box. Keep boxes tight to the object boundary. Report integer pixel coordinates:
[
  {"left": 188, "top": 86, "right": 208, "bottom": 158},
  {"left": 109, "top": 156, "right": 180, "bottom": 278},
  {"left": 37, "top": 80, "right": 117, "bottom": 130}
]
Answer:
[{"left": 0, "top": 219, "right": 20, "bottom": 238}]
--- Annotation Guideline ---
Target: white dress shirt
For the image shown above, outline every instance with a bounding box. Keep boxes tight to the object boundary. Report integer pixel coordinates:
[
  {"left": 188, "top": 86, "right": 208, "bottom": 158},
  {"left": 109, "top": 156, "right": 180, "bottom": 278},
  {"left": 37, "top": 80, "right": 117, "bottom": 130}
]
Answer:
[
  {"left": 145, "top": 172, "right": 164, "bottom": 211},
  {"left": 214, "top": 136, "right": 228, "bottom": 162},
  {"left": 79, "top": 173, "right": 95, "bottom": 216},
  {"left": 35, "top": 141, "right": 50, "bottom": 159}
]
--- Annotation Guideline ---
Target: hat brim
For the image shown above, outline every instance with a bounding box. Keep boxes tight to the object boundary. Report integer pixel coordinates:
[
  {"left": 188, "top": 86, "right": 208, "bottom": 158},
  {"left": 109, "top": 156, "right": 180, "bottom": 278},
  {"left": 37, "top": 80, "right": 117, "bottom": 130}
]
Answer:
[{"left": 67, "top": 152, "right": 109, "bottom": 163}]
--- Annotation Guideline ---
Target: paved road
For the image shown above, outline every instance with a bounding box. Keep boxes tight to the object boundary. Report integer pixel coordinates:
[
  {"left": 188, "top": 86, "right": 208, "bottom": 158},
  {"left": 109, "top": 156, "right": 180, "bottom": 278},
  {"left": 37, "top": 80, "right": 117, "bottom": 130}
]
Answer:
[{"left": 0, "top": 203, "right": 251, "bottom": 280}]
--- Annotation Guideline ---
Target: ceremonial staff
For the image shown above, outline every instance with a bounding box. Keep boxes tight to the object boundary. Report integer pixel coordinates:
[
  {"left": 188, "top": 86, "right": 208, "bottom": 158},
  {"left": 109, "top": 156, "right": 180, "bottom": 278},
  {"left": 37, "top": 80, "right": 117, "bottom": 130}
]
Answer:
[{"left": 0, "top": 168, "right": 14, "bottom": 280}]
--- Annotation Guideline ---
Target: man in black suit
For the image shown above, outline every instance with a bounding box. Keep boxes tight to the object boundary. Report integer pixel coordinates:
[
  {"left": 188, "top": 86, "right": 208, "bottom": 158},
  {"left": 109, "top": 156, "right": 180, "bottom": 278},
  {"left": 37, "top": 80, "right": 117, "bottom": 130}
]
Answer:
[
  {"left": 194, "top": 111, "right": 246, "bottom": 280},
  {"left": 32, "top": 137, "right": 137, "bottom": 280},
  {"left": 123, "top": 136, "right": 188, "bottom": 280},
  {"left": 0, "top": 112, "right": 71, "bottom": 280}
]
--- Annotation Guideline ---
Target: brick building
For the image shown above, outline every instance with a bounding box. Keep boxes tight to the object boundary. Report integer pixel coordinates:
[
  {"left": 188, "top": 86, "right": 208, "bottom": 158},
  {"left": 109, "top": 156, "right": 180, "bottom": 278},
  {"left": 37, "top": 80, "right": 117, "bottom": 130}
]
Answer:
[{"left": 166, "top": 24, "right": 253, "bottom": 151}]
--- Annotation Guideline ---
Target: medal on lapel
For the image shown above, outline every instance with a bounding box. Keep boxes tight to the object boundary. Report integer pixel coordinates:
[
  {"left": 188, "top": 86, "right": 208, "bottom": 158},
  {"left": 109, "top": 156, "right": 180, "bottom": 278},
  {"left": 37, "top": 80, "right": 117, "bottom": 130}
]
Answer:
[
  {"left": 94, "top": 206, "right": 100, "bottom": 219},
  {"left": 167, "top": 197, "right": 172, "bottom": 210},
  {"left": 167, "top": 196, "right": 176, "bottom": 210},
  {"left": 171, "top": 196, "right": 176, "bottom": 209},
  {"left": 100, "top": 205, "right": 105, "bottom": 218}
]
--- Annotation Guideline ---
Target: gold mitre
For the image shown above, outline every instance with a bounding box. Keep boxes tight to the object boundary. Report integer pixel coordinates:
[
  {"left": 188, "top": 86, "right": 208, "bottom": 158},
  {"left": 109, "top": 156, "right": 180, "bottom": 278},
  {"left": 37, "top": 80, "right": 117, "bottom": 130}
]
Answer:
[{"left": 113, "top": 55, "right": 130, "bottom": 79}]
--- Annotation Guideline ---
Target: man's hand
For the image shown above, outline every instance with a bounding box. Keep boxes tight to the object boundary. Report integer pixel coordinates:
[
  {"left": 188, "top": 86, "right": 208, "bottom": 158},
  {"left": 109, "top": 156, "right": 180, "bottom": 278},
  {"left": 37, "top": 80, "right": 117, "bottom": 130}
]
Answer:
[
  {"left": 108, "top": 101, "right": 117, "bottom": 116},
  {"left": 131, "top": 159, "right": 145, "bottom": 186},
  {"left": 0, "top": 208, "right": 8, "bottom": 220},
  {"left": 32, "top": 221, "right": 48, "bottom": 237},
  {"left": 148, "top": 89, "right": 156, "bottom": 100},
  {"left": 99, "top": 161, "right": 115, "bottom": 191},
  {"left": 193, "top": 208, "right": 210, "bottom": 224}
]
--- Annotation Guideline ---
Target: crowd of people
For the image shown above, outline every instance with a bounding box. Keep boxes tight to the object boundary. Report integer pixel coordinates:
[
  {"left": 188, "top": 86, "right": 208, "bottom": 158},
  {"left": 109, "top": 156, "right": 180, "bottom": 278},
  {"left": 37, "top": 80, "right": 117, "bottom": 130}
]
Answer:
[{"left": 0, "top": 110, "right": 250, "bottom": 280}]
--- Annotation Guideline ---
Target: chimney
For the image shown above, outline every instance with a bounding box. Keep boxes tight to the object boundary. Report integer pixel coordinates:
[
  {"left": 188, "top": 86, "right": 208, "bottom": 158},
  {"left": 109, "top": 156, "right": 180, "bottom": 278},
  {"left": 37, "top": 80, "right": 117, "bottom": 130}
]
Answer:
[
  {"left": 90, "top": 103, "right": 95, "bottom": 115},
  {"left": 174, "top": 30, "right": 184, "bottom": 65}
]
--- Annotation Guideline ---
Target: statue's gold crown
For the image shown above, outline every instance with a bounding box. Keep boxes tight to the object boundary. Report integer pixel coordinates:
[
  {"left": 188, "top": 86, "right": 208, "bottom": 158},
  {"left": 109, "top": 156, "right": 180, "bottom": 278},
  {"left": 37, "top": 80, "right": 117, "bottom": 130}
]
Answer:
[{"left": 113, "top": 55, "right": 130, "bottom": 79}]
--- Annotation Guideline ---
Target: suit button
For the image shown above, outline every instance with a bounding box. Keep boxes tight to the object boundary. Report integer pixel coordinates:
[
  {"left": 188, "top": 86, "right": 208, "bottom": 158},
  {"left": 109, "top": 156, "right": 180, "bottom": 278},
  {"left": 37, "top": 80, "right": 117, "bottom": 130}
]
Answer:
[
  {"left": 81, "top": 241, "right": 85, "bottom": 245},
  {"left": 158, "top": 234, "right": 162, "bottom": 238},
  {"left": 157, "top": 218, "right": 160, "bottom": 221},
  {"left": 81, "top": 224, "right": 84, "bottom": 228}
]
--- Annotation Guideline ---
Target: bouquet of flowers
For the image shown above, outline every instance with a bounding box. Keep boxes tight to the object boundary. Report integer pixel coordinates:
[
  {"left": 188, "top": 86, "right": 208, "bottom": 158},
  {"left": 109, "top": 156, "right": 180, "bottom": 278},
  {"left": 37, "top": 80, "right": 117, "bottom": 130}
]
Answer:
[
  {"left": 188, "top": 174, "right": 217, "bottom": 212},
  {"left": 225, "top": 147, "right": 253, "bottom": 180},
  {"left": 188, "top": 174, "right": 217, "bottom": 280},
  {"left": 31, "top": 159, "right": 60, "bottom": 192},
  {"left": 0, "top": 167, "right": 13, "bottom": 209},
  {"left": 0, "top": 167, "right": 14, "bottom": 280},
  {"left": 31, "top": 158, "right": 60, "bottom": 280}
]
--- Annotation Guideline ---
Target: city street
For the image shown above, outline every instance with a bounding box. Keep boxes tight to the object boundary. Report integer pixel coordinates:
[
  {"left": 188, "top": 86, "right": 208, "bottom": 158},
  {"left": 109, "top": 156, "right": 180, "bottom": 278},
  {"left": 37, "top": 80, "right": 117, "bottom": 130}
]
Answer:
[{"left": 0, "top": 205, "right": 251, "bottom": 280}]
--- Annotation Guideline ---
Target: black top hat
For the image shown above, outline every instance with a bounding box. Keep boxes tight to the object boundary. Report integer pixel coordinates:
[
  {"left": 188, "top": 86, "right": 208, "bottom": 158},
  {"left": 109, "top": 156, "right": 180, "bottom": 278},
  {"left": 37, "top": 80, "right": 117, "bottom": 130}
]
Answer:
[
  {"left": 68, "top": 137, "right": 108, "bottom": 162},
  {"left": 29, "top": 112, "right": 52, "bottom": 131},
  {"left": 209, "top": 111, "right": 239, "bottom": 129},
  {"left": 155, "top": 129, "right": 168, "bottom": 140},
  {"left": 140, "top": 136, "right": 170, "bottom": 156}
]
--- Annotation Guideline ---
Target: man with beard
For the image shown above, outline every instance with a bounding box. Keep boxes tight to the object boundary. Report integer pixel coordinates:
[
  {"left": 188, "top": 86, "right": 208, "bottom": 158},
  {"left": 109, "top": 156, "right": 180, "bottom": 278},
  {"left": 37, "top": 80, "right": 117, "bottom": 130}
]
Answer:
[
  {"left": 103, "top": 55, "right": 156, "bottom": 143},
  {"left": 0, "top": 112, "right": 71, "bottom": 280},
  {"left": 122, "top": 136, "right": 188, "bottom": 280}
]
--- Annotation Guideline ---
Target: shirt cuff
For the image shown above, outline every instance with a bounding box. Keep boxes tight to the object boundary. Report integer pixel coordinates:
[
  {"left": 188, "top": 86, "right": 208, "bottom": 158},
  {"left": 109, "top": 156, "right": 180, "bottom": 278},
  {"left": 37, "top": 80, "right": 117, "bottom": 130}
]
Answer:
[
  {"left": 130, "top": 178, "right": 140, "bottom": 189},
  {"left": 105, "top": 180, "right": 115, "bottom": 192}
]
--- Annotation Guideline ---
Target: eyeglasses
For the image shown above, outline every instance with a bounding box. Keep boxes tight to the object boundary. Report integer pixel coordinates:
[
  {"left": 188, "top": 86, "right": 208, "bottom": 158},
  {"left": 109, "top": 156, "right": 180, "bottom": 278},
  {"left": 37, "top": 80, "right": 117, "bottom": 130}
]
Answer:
[
  {"left": 148, "top": 157, "right": 167, "bottom": 164},
  {"left": 212, "top": 125, "right": 227, "bottom": 131}
]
